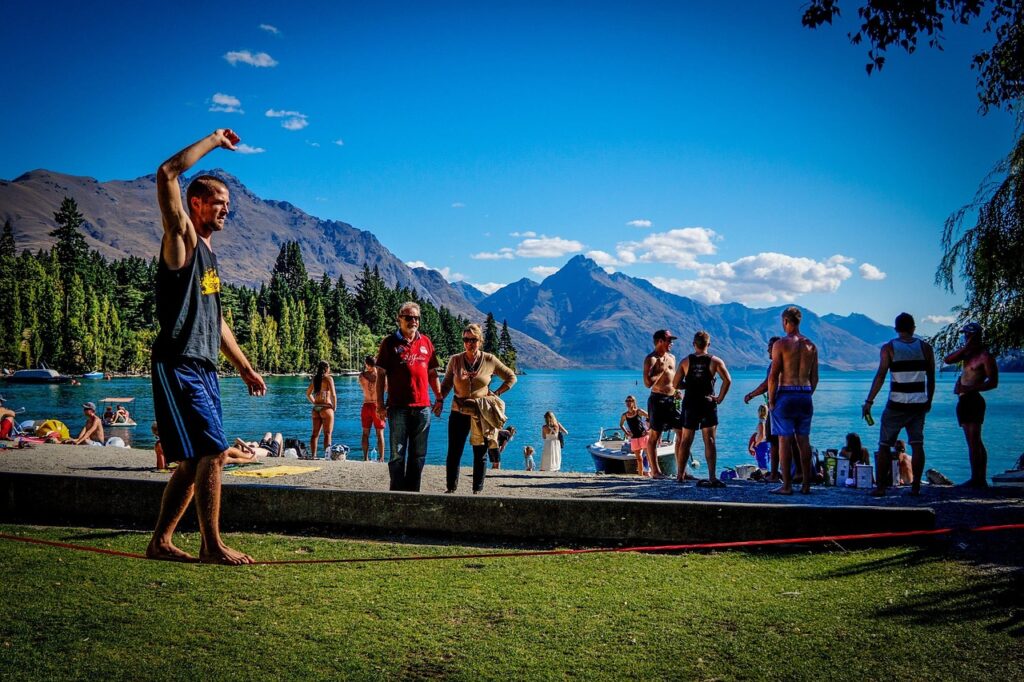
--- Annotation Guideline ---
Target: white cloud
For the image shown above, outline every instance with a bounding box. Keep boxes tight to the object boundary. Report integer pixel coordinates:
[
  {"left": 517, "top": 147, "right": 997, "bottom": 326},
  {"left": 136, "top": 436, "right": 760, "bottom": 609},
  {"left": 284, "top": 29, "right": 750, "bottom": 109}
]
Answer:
[
  {"left": 515, "top": 236, "right": 583, "bottom": 258},
  {"left": 471, "top": 248, "right": 515, "bottom": 260},
  {"left": 626, "top": 219, "right": 652, "bottom": 228},
  {"left": 829, "top": 254, "right": 855, "bottom": 265},
  {"left": 224, "top": 50, "right": 278, "bottom": 67},
  {"left": 209, "top": 92, "right": 243, "bottom": 113},
  {"left": 471, "top": 282, "right": 505, "bottom": 295},
  {"left": 306, "top": 141, "right": 320, "bottom": 148},
  {"left": 451, "top": 202, "right": 466, "bottom": 208},
  {"left": 333, "top": 139, "right": 344, "bottom": 146},
  {"left": 235, "top": 143, "right": 265, "bottom": 154},
  {"left": 859, "top": 263, "right": 887, "bottom": 280},
  {"left": 510, "top": 230, "right": 537, "bottom": 238},
  {"left": 617, "top": 227, "right": 720, "bottom": 269},
  {"left": 585, "top": 250, "right": 620, "bottom": 267},
  {"left": 259, "top": 23, "right": 280, "bottom": 34},
  {"left": 266, "top": 109, "right": 308, "bottom": 130},
  {"left": 530, "top": 266, "right": 559, "bottom": 278},
  {"left": 645, "top": 251, "right": 853, "bottom": 305},
  {"left": 924, "top": 314, "right": 957, "bottom": 324}
]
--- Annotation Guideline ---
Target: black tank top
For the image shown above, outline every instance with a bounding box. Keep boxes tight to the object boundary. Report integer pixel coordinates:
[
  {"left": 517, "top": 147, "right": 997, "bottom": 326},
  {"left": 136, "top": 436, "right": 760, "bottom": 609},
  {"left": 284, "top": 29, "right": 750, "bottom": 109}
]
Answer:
[
  {"left": 625, "top": 413, "right": 646, "bottom": 438},
  {"left": 684, "top": 354, "right": 715, "bottom": 403},
  {"left": 153, "top": 239, "right": 222, "bottom": 364}
]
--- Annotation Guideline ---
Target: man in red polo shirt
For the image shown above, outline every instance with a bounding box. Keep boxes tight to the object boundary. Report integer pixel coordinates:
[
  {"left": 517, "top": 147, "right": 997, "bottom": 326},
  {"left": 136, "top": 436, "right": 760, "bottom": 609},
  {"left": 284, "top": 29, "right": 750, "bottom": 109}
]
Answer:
[{"left": 375, "top": 301, "right": 444, "bottom": 491}]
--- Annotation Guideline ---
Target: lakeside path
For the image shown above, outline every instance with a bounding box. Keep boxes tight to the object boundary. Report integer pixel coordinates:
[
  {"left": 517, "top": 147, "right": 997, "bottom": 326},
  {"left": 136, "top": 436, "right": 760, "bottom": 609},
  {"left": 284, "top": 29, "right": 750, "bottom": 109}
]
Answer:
[{"left": 1, "top": 443, "right": 1021, "bottom": 531}]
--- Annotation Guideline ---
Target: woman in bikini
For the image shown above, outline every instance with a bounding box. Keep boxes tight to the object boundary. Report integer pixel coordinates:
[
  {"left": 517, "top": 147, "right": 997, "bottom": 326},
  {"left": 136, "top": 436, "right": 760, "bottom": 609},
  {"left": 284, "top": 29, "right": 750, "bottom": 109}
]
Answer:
[{"left": 306, "top": 360, "right": 337, "bottom": 459}]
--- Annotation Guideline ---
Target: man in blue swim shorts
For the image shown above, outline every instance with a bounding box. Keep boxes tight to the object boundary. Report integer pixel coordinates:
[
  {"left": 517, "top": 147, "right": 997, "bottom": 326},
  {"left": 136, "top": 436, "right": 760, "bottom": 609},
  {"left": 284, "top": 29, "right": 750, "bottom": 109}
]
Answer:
[
  {"left": 146, "top": 130, "right": 267, "bottom": 565},
  {"left": 768, "top": 307, "right": 818, "bottom": 495}
]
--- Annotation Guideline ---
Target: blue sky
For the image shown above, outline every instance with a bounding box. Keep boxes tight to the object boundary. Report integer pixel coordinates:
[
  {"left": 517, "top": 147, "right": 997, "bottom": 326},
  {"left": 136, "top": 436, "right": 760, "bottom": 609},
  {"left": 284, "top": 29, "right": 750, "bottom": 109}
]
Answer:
[{"left": 1, "top": 1, "right": 1015, "bottom": 331}]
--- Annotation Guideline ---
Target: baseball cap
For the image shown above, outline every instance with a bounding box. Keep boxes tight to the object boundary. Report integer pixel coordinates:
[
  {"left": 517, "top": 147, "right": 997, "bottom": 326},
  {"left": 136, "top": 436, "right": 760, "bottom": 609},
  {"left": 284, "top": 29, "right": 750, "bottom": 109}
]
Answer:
[
  {"left": 653, "top": 329, "right": 678, "bottom": 342},
  {"left": 961, "top": 322, "right": 983, "bottom": 336},
  {"left": 83, "top": 401, "right": 97, "bottom": 411}
]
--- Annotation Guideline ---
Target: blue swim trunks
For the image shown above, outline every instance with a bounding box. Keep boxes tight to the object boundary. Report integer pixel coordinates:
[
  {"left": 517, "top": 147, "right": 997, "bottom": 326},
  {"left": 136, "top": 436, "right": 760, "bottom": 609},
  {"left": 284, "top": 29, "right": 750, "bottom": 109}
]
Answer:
[
  {"left": 771, "top": 386, "right": 814, "bottom": 437},
  {"left": 151, "top": 357, "right": 228, "bottom": 463}
]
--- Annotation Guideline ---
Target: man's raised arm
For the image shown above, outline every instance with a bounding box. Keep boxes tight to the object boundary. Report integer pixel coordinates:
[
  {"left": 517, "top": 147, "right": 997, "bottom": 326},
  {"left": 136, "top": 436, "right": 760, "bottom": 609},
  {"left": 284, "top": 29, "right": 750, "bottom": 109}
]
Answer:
[{"left": 156, "top": 129, "right": 239, "bottom": 268}]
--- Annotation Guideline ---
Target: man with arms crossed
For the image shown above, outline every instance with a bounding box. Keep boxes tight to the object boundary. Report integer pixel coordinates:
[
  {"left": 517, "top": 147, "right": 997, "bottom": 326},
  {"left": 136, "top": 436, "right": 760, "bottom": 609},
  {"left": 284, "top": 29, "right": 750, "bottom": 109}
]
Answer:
[
  {"left": 147, "top": 129, "right": 266, "bottom": 565},
  {"left": 673, "top": 331, "right": 732, "bottom": 487},
  {"left": 943, "top": 322, "right": 998, "bottom": 488},
  {"left": 863, "top": 313, "right": 935, "bottom": 496},
  {"left": 642, "top": 329, "right": 680, "bottom": 479},
  {"left": 359, "top": 355, "right": 386, "bottom": 461},
  {"left": 768, "top": 307, "right": 818, "bottom": 495},
  {"left": 375, "top": 302, "right": 443, "bottom": 492}
]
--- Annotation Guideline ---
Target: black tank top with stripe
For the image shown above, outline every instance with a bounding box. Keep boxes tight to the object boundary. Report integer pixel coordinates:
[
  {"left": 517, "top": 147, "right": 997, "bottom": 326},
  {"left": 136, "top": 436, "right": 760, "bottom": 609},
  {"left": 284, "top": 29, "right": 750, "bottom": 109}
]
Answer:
[{"left": 153, "top": 239, "right": 222, "bottom": 364}]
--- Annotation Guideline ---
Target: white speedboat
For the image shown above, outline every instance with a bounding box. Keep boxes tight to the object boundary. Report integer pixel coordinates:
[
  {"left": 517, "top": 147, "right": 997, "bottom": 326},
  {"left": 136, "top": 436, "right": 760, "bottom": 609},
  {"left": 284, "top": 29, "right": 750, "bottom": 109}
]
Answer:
[
  {"left": 586, "top": 426, "right": 678, "bottom": 476},
  {"left": 4, "top": 364, "right": 71, "bottom": 384}
]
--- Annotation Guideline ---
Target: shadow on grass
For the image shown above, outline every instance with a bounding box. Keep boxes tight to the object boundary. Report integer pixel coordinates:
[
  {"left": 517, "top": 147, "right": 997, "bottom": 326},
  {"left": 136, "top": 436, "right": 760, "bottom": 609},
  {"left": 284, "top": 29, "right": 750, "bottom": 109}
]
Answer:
[{"left": 816, "top": 534, "right": 1024, "bottom": 638}]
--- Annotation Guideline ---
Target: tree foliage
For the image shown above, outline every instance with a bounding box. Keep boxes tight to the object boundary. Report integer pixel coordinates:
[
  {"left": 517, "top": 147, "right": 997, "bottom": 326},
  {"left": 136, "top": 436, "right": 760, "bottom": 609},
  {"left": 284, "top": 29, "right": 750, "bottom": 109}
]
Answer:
[
  {"left": 934, "top": 131, "right": 1024, "bottom": 355},
  {"left": 0, "top": 214, "right": 509, "bottom": 374},
  {"left": 802, "top": 0, "right": 1023, "bottom": 113}
]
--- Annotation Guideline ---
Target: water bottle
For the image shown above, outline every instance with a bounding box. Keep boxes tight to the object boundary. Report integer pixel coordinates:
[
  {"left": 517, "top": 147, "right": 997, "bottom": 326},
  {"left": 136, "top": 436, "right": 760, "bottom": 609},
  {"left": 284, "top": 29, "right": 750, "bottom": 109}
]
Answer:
[
  {"left": 863, "top": 411, "right": 875, "bottom": 427},
  {"left": 370, "top": 447, "right": 378, "bottom": 461}
]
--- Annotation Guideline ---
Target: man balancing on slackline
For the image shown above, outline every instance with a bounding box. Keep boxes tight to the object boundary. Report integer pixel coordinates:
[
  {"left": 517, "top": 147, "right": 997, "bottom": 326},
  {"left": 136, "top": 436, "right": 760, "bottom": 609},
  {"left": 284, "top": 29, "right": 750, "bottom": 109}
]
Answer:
[{"left": 146, "top": 129, "right": 266, "bottom": 565}]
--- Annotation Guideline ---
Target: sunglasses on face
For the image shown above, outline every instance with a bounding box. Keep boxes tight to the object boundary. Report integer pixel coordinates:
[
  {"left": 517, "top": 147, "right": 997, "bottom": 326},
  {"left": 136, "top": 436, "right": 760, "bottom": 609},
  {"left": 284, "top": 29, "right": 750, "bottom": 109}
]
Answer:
[
  {"left": 463, "top": 337, "right": 480, "bottom": 344},
  {"left": 400, "top": 315, "right": 420, "bottom": 322}
]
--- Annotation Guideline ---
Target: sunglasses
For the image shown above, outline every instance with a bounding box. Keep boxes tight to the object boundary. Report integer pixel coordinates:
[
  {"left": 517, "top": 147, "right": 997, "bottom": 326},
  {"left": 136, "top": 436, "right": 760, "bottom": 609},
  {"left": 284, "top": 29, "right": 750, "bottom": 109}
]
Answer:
[
  {"left": 400, "top": 315, "right": 420, "bottom": 322},
  {"left": 463, "top": 337, "right": 480, "bottom": 343}
]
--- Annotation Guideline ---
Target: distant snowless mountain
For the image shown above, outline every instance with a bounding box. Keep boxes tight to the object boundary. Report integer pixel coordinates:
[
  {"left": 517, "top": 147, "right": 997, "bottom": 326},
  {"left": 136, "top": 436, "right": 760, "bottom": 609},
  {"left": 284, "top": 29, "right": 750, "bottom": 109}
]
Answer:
[{"left": 1, "top": 169, "right": 895, "bottom": 369}]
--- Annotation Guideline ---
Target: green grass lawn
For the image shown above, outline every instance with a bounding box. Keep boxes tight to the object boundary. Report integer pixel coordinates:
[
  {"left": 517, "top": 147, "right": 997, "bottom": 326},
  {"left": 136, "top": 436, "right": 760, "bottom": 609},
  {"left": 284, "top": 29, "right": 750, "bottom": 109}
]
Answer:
[{"left": 1, "top": 524, "right": 1021, "bottom": 681}]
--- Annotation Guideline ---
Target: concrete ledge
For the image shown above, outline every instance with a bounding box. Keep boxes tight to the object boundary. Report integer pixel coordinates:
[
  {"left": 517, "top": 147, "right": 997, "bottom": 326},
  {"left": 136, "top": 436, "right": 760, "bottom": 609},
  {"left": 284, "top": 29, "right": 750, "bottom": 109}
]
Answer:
[{"left": 0, "top": 472, "right": 936, "bottom": 545}]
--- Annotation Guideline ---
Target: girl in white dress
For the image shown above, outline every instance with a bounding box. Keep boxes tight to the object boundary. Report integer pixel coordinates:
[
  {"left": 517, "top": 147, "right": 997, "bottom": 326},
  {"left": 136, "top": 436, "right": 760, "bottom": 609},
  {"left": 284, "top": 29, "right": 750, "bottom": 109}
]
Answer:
[{"left": 540, "top": 411, "right": 568, "bottom": 471}]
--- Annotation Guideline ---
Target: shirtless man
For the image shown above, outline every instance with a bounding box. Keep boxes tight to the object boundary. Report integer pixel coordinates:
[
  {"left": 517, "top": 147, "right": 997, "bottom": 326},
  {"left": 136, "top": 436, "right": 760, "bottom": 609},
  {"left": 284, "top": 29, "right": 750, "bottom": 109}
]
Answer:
[
  {"left": 71, "top": 401, "right": 105, "bottom": 445},
  {"left": 147, "top": 129, "right": 266, "bottom": 565},
  {"left": 672, "top": 331, "right": 732, "bottom": 487},
  {"left": 359, "top": 355, "right": 386, "bottom": 461},
  {"left": 943, "top": 322, "right": 999, "bottom": 487},
  {"left": 768, "top": 307, "right": 818, "bottom": 495},
  {"left": 642, "top": 329, "right": 680, "bottom": 479}
]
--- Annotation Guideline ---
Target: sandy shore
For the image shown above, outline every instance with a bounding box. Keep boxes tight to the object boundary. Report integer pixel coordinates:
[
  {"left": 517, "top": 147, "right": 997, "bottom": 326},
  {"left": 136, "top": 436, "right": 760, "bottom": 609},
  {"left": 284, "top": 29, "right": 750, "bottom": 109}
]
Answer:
[{"left": 2, "top": 442, "right": 1021, "bottom": 530}]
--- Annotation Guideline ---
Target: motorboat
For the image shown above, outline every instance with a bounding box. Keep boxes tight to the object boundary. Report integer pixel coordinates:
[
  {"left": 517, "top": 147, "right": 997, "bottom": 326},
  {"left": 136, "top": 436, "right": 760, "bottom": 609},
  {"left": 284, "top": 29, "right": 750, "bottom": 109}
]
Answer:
[
  {"left": 992, "top": 454, "right": 1024, "bottom": 489},
  {"left": 4, "top": 363, "right": 71, "bottom": 384},
  {"left": 82, "top": 371, "right": 105, "bottom": 380},
  {"left": 586, "top": 426, "right": 679, "bottom": 476},
  {"left": 101, "top": 397, "right": 137, "bottom": 427}
]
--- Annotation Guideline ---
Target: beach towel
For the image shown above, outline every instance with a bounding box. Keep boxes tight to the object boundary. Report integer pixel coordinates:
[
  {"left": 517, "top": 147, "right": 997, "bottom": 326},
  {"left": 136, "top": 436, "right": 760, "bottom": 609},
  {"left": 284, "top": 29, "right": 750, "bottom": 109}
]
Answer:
[{"left": 229, "top": 465, "right": 321, "bottom": 478}]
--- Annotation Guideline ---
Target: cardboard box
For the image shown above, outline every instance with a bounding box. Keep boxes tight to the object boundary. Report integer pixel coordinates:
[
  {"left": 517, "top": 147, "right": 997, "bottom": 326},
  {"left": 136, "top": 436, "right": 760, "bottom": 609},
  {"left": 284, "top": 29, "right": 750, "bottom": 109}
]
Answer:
[{"left": 855, "top": 464, "right": 874, "bottom": 489}]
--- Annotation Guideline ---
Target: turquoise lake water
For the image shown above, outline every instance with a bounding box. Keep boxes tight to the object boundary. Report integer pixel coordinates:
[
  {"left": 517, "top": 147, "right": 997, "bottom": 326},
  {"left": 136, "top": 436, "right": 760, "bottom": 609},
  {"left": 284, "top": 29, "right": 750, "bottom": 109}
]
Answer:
[{"left": 4, "top": 370, "right": 1022, "bottom": 483}]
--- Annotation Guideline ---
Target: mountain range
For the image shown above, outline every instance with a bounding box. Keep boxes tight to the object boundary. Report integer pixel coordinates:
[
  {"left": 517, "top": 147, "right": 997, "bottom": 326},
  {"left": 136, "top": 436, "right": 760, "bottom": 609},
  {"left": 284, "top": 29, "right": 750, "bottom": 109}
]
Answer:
[{"left": 1, "top": 169, "right": 896, "bottom": 370}]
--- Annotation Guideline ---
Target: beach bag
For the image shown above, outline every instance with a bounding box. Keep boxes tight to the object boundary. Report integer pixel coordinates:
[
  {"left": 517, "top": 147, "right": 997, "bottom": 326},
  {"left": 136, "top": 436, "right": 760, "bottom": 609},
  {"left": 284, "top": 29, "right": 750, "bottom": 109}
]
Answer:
[
  {"left": 284, "top": 438, "right": 310, "bottom": 460},
  {"left": 557, "top": 432, "right": 565, "bottom": 448}
]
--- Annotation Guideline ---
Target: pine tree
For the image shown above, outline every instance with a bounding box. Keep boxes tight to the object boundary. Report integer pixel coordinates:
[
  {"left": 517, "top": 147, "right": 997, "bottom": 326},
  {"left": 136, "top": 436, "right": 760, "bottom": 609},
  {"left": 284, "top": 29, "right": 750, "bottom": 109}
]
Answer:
[
  {"left": 497, "top": 320, "right": 517, "bottom": 372},
  {"left": 0, "top": 220, "right": 15, "bottom": 259},
  {"left": 50, "top": 196, "right": 91, "bottom": 291},
  {"left": 483, "top": 312, "right": 499, "bottom": 354}
]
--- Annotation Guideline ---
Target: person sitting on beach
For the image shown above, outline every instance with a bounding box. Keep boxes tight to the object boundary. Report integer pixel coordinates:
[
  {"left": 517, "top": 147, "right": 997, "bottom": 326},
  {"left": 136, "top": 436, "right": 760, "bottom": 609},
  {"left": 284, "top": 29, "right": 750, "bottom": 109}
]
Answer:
[
  {"left": 619, "top": 395, "right": 650, "bottom": 475},
  {"left": 747, "top": 404, "right": 771, "bottom": 471},
  {"left": 768, "top": 306, "right": 819, "bottom": 495},
  {"left": 70, "top": 402, "right": 105, "bottom": 446},
  {"left": 894, "top": 439, "right": 913, "bottom": 486},
  {"left": 306, "top": 360, "right": 337, "bottom": 459},
  {"left": 672, "top": 330, "right": 732, "bottom": 487},
  {"left": 523, "top": 444, "right": 536, "bottom": 471},
  {"left": 0, "top": 395, "right": 16, "bottom": 440},
  {"left": 359, "top": 355, "right": 386, "bottom": 461},
  {"left": 840, "top": 432, "right": 870, "bottom": 468}
]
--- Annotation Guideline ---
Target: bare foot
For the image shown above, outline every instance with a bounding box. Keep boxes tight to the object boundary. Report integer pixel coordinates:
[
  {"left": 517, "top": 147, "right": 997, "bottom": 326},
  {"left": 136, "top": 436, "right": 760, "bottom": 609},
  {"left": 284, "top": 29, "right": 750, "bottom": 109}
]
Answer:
[
  {"left": 146, "top": 540, "right": 199, "bottom": 563},
  {"left": 770, "top": 486, "right": 793, "bottom": 495},
  {"left": 200, "top": 544, "right": 254, "bottom": 566},
  {"left": 764, "top": 474, "right": 782, "bottom": 483},
  {"left": 799, "top": 485, "right": 812, "bottom": 495}
]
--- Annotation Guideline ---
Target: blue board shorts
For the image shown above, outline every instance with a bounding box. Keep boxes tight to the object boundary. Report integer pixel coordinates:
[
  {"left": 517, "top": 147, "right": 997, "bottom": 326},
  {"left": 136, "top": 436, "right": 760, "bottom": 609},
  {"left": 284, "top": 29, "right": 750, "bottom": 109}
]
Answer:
[
  {"left": 771, "top": 386, "right": 813, "bottom": 437},
  {"left": 151, "top": 357, "right": 228, "bottom": 463}
]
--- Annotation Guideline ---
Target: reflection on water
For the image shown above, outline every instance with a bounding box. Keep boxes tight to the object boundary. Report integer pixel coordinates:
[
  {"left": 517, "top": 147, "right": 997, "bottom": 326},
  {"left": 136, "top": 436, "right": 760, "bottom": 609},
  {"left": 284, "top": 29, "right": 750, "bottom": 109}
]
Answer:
[{"left": 4, "top": 370, "right": 1022, "bottom": 481}]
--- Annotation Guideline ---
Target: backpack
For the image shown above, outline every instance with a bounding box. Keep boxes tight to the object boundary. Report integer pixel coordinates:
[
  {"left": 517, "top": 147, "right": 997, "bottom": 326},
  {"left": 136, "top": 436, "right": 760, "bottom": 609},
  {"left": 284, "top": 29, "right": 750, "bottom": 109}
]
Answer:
[{"left": 284, "top": 437, "right": 311, "bottom": 460}]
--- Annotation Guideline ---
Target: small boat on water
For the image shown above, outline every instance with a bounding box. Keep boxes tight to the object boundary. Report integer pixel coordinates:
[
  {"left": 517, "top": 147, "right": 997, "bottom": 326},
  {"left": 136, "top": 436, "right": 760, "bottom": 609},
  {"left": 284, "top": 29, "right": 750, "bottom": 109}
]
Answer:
[
  {"left": 587, "top": 426, "right": 678, "bottom": 476},
  {"left": 4, "top": 363, "right": 72, "bottom": 384},
  {"left": 992, "top": 454, "right": 1024, "bottom": 489},
  {"left": 82, "top": 371, "right": 105, "bottom": 380},
  {"left": 101, "top": 397, "right": 137, "bottom": 427}
]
